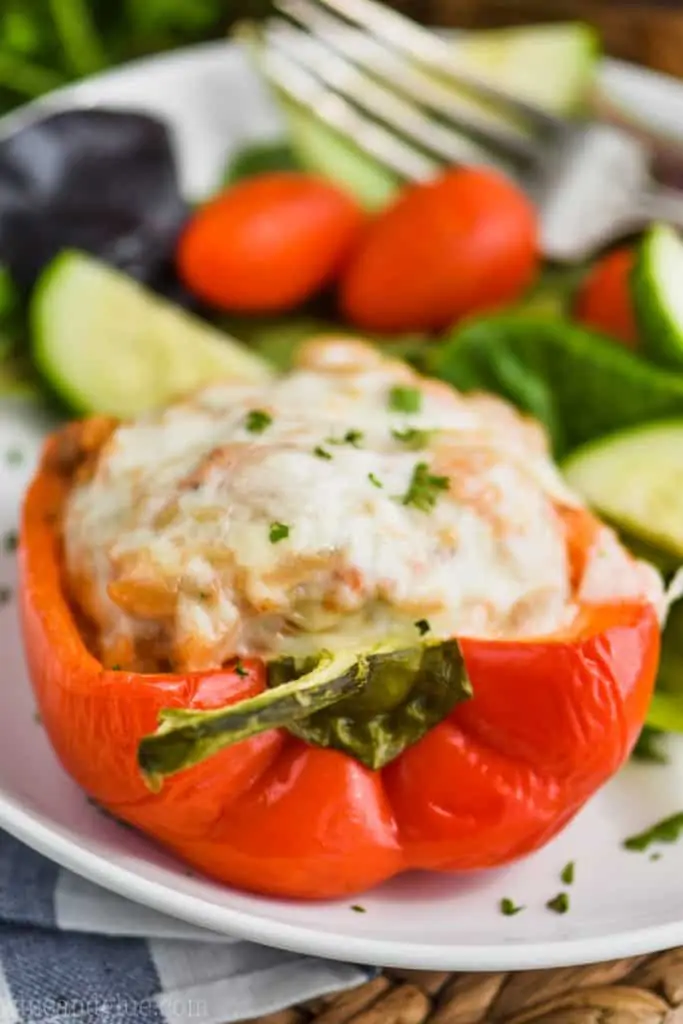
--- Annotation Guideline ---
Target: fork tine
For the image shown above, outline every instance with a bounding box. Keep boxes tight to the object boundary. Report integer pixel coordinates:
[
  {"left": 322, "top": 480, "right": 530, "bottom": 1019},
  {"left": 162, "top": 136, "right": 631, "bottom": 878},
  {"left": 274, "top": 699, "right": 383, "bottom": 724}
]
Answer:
[
  {"left": 274, "top": 0, "right": 537, "bottom": 163},
  {"left": 267, "top": 22, "right": 509, "bottom": 169},
  {"left": 260, "top": 42, "right": 441, "bottom": 183},
  {"left": 312, "top": 0, "right": 561, "bottom": 134}
]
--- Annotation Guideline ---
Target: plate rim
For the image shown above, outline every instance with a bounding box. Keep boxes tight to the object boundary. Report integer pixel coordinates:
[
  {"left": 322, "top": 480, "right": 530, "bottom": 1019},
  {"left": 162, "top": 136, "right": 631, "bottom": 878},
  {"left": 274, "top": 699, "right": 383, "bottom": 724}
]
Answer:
[
  {"left": 3, "top": 37, "right": 683, "bottom": 972},
  {"left": 3, "top": 788, "right": 683, "bottom": 971}
]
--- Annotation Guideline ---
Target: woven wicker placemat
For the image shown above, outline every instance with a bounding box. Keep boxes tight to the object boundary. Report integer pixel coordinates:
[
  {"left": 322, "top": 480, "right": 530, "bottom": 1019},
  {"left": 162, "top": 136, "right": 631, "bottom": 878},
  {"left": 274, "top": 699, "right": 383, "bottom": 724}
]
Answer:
[{"left": 247, "top": 951, "right": 683, "bottom": 1023}]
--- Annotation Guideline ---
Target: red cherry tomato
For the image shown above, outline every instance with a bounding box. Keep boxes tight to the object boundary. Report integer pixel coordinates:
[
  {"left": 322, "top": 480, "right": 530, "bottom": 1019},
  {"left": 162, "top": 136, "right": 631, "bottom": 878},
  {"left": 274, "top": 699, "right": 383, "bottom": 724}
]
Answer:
[
  {"left": 340, "top": 166, "right": 539, "bottom": 333},
  {"left": 177, "top": 173, "right": 366, "bottom": 312},
  {"left": 575, "top": 247, "right": 638, "bottom": 348}
]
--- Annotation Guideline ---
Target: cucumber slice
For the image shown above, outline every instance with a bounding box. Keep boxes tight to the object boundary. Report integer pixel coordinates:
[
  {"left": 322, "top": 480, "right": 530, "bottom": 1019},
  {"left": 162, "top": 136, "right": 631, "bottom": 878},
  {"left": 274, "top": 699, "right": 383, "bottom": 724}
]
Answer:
[
  {"left": 454, "top": 23, "right": 599, "bottom": 117},
  {"left": 563, "top": 420, "right": 683, "bottom": 558},
  {"left": 31, "top": 251, "right": 272, "bottom": 418},
  {"left": 633, "top": 224, "right": 683, "bottom": 369}
]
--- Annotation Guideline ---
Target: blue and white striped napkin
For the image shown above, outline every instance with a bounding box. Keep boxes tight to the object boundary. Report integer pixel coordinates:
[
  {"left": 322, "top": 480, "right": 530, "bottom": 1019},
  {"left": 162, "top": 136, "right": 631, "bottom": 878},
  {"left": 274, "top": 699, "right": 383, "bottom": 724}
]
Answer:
[{"left": 0, "top": 831, "right": 373, "bottom": 1024}]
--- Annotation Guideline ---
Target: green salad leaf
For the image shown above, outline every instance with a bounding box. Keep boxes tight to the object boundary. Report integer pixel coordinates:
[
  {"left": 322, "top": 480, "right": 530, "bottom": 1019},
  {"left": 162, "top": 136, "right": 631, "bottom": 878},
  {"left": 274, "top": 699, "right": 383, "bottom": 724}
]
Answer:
[
  {"left": 429, "top": 315, "right": 683, "bottom": 458},
  {"left": 281, "top": 639, "right": 470, "bottom": 771},
  {"left": 222, "top": 140, "right": 301, "bottom": 187},
  {"left": 646, "top": 600, "right": 683, "bottom": 734}
]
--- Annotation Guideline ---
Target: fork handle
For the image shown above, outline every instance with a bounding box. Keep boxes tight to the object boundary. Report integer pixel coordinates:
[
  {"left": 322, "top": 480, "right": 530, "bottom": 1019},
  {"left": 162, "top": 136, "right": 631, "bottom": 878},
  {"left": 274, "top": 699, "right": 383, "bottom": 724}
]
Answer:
[{"left": 637, "top": 185, "right": 683, "bottom": 231}]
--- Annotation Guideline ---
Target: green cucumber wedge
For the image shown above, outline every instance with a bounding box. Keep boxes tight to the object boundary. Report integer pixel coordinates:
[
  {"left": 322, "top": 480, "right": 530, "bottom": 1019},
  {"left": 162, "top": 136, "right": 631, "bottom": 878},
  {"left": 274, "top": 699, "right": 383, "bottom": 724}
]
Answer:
[
  {"left": 563, "top": 420, "right": 683, "bottom": 558},
  {"left": 454, "top": 23, "right": 598, "bottom": 117},
  {"left": 31, "top": 251, "right": 272, "bottom": 418},
  {"left": 277, "top": 98, "right": 400, "bottom": 212},
  {"left": 633, "top": 224, "right": 683, "bottom": 369}
]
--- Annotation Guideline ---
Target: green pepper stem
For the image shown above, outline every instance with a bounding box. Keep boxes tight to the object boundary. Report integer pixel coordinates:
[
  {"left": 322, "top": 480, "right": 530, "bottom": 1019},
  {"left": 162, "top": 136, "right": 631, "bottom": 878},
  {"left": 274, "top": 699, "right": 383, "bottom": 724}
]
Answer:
[{"left": 138, "top": 650, "right": 366, "bottom": 789}]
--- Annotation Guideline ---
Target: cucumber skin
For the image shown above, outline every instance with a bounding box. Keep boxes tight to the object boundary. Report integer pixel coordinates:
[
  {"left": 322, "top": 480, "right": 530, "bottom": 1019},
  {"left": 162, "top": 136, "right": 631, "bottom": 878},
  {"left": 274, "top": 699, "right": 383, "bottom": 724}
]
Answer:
[
  {"left": 31, "top": 251, "right": 94, "bottom": 415},
  {"left": 561, "top": 419, "right": 683, "bottom": 561},
  {"left": 31, "top": 250, "right": 271, "bottom": 417},
  {"left": 632, "top": 225, "right": 683, "bottom": 370}
]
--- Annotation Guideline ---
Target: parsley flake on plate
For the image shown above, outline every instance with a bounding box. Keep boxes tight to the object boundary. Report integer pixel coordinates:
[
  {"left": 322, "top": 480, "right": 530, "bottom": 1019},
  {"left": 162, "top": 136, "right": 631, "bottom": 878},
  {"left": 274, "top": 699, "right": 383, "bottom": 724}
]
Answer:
[
  {"left": 500, "top": 898, "right": 524, "bottom": 916},
  {"left": 546, "top": 892, "right": 569, "bottom": 914},
  {"left": 5, "top": 448, "right": 23, "bottom": 466},
  {"left": 2, "top": 531, "right": 17, "bottom": 554},
  {"left": 560, "top": 861, "right": 575, "bottom": 885},
  {"left": 368, "top": 472, "right": 383, "bottom": 489},
  {"left": 314, "top": 446, "right": 332, "bottom": 460},
  {"left": 623, "top": 812, "right": 683, "bottom": 852}
]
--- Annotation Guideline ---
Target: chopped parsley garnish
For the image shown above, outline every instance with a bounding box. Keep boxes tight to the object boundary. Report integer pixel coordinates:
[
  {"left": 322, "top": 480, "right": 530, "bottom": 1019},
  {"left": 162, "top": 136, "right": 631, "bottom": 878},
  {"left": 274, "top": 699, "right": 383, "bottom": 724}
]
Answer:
[
  {"left": 269, "top": 522, "right": 290, "bottom": 544},
  {"left": 368, "top": 472, "right": 383, "bottom": 489},
  {"left": 560, "top": 861, "right": 575, "bottom": 885},
  {"left": 500, "top": 898, "right": 524, "bottom": 916},
  {"left": 632, "top": 726, "right": 668, "bottom": 765},
  {"left": 2, "top": 531, "right": 17, "bottom": 554},
  {"left": 391, "top": 427, "right": 431, "bottom": 450},
  {"left": 234, "top": 659, "right": 248, "bottom": 678},
  {"left": 389, "top": 386, "right": 422, "bottom": 414},
  {"left": 33, "top": 710, "right": 42, "bottom": 725},
  {"left": 314, "top": 446, "right": 332, "bottom": 460},
  {"left": 415, "top": 618, "right": 430, "bottom": 636},
  {"left": 623, "top": 812, "right": 683, "bottom": 852},
  {"left": 110, "top": 664, "right": 121, "bottom": 672},
  {"left": 650, "top": 852, "right": 662, "bottom": 862},
  {"left": 546, "top": 892, "right": 569, "bottom": 914},
  {"left": 350, "top": 904, "right": 366, "bottom": 913},
  {"left": 328, "top": 429, "right": 364, "bottom": 448},
  {"left": 5, "top": 448, "right": 23, "bottom": 466},
  {"left": 245, "top": 409, "right": 272, "bottom": 434},
  {"left": 0, "top": 586, "right": 10, "bottom": 606},
  {"left": 401, "top": 462, "right": 449, "bottom": 512}
]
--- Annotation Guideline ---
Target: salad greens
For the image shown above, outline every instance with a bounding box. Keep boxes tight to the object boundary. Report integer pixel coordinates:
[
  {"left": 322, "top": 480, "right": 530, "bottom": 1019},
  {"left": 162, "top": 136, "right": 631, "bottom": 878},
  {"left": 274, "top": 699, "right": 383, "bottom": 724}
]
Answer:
[
  {"left": 430, "top": 314, "right": 683, "bottom": 459},
  {"left": 139, "top": 640, "right": 471, "bottom": 781},
  {"left": 0, "top": 2, "right": 266, "bottom": 113}
]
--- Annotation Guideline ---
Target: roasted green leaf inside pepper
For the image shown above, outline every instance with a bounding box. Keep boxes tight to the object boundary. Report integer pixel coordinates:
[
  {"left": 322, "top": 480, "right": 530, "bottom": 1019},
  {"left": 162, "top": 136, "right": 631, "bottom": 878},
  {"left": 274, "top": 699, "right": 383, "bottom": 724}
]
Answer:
[{"left": 138, "top": 639, "right": 471, "bottom": 786}]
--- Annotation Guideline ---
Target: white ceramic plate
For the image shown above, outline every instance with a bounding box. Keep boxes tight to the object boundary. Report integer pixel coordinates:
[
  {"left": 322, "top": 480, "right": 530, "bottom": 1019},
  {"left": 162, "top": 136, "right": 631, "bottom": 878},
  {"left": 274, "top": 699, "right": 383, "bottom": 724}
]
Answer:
[{"left": 2, "top": 42, "right": 683, "bottom": 972}]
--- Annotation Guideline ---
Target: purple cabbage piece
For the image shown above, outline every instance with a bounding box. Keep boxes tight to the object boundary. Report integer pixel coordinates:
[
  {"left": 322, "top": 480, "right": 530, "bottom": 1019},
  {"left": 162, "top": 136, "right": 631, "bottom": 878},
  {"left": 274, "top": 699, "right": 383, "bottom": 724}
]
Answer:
[{"left": 0, "top": 109, "right": 190, "bottom": 296}]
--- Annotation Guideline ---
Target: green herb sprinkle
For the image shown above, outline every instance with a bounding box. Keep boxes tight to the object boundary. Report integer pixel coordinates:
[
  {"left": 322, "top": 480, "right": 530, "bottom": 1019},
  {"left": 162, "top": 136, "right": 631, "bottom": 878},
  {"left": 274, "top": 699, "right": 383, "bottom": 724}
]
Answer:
[
  {"left": 245, "top": 410, "right": 272, "bottom": 434},
  {"left": 269, "top": 522, "right": 290, "bottom": 544},
  {"left": 389, "top": 386, "right": 422, "bottom": 414}
]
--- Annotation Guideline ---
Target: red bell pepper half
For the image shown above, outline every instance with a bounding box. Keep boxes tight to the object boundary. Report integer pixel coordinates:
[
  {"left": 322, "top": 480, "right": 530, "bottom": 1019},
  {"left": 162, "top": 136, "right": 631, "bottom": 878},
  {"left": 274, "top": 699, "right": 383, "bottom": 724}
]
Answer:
[{"left": 19, "top": 424, "right": 660, "bottom": 899}]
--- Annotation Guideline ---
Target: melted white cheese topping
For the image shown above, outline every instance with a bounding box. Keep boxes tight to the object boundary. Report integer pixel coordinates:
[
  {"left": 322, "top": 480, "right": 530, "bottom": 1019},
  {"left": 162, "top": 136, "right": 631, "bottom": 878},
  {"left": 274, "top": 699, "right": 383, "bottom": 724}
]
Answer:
[{"left": 63, "top": 338, "right": 658, "bottom": 671}]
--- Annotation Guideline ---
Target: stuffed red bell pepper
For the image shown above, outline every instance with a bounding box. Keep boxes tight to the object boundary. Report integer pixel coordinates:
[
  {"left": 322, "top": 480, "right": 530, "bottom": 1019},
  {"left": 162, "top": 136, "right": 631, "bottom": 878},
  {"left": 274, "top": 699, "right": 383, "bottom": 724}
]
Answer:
[{"left": 19, "top": 338, "right": 662, "bottom": 899}]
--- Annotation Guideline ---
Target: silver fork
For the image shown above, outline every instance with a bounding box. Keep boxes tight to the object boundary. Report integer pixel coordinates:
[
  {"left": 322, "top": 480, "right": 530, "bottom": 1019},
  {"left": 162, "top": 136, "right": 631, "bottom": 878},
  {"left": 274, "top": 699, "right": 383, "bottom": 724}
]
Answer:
[{"left": 254, "top": 0, "right": 683, "bottom": 263}]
